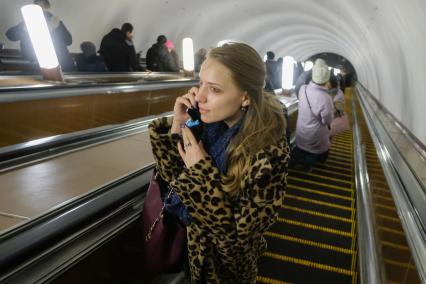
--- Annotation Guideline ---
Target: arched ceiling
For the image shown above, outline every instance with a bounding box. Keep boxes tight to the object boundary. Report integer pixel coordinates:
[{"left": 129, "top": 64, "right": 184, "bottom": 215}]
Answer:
[{"left": 1, "top": 0, "right": 426, "bottom": 144}]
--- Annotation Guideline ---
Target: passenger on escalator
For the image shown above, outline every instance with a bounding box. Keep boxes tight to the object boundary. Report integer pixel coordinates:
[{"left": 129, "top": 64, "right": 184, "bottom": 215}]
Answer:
[
  {"left": 149, "top": 42, "right": 290, "bottom": 283},
  {"left": 5, "top": 0, "right": 75, "bottom": 72},
  {"left": 290, "top": 58, "right": 334, "bottom": 172},
  {"left": 164, "top": 40, "right": 180, "bottom": 72},
  {"left": 327, "top": 73, "right": 345, "bottom": 117},
  {"left": 194, "top": 48, "right": 207, "bottom": 72},
  {"left": 264, "top": 51, "right": 281, "bottom": 91},
  {"left": 75, "top": 41, "right": 107, "bottom": 72},
  {"left": 98, "top": 23, "right": 144, "bottom": 72},
  {"left": 146, "top": 35, "right": 177, "bottom": 72},
  {"left": 294, "top": 69, "right": 312, "bottom": 98}
]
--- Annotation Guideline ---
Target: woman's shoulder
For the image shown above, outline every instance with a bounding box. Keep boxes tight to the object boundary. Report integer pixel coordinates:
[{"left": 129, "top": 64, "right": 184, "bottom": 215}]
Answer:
[
  {"left": 149, "top": 116, "right": 173, "bottom": 130},
  {"left": 252, "top": 138, "right": 289, "bottom": 168}
]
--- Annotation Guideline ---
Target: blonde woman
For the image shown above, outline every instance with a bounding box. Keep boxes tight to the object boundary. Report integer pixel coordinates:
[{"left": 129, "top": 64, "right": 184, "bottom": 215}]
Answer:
[{"left": 149, "top": 43, "right": 289, "bottom": 283}]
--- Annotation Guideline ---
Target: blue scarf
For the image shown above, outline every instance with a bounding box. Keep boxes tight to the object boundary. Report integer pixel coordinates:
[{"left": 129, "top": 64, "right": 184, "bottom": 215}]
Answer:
[
  {"left": 164, "top": 118, "right": 243, "bottom": 225},
  {"left": 201, "top": 119, "right": 243, "bottom": 174}
]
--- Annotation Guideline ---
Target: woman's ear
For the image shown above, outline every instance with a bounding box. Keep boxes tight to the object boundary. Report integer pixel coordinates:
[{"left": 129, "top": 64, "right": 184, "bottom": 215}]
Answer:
[{"left": 242, "top": 91, "right": 250, "bottom": 107}]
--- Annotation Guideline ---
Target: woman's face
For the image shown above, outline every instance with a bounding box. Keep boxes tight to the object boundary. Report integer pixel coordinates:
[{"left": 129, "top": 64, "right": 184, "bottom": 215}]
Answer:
[{"left": 196, "top": 58, "right": 249, "bottom": 127}]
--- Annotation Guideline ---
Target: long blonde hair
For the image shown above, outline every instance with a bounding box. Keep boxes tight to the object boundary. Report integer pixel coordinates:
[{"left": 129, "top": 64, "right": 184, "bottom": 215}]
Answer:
[{"left": 208, "top": 43, "right": 286, "bottom": 194}]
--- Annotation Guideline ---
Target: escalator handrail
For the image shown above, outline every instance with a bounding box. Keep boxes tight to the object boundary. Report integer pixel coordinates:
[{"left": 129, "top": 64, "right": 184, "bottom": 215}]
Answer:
[
  {"left": 0, "top": 113, "right": 171, "bottom": 171},
  {"left": 0, "top": 78, "right": 199, "bottom": 102},
  {"left": 356, "top": 83, "right": 426, "bottom": 283},
  {"left": 352, "top": 93, "right": 385, "bottom": 284}
]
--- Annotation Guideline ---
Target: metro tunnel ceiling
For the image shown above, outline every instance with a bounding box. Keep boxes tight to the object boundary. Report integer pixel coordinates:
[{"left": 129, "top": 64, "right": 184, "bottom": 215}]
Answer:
[{"left": 1, "top": 0, "right": 426, "bottom": 144}]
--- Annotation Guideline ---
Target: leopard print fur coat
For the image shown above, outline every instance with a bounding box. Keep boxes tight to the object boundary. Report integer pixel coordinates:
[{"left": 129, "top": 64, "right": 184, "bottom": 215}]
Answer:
[{"left": 149, "top": 117, "right": 289, "bottom": 283}]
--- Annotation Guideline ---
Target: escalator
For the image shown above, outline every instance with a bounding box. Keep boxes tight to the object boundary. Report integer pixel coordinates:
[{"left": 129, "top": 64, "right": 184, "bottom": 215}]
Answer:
[
  {"left": 257, "top": 86, "right": 425, "bottom": 284},
  {"left": 257, "top": 113, "right": 356, "bottom": 283},
  {"left": 257, "top": 89, "right": 357, "bottom": 284}
]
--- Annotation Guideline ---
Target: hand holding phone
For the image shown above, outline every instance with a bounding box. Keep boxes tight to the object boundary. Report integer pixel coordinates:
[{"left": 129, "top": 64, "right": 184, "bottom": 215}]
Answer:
[{"left": 185, "top": 106, "right": 203, "bottom": 142}]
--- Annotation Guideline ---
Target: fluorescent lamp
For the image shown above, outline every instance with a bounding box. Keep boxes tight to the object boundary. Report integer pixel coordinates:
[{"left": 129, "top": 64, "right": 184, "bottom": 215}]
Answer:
[
  {"left": 282, "top": 56, "right": 295, "bottom": 90},
  {"left": 21, "top": 4, "right": 63, "bottom": 81},
  {"left": 182, "top": 37, "right": 194, "bottom": 76}
]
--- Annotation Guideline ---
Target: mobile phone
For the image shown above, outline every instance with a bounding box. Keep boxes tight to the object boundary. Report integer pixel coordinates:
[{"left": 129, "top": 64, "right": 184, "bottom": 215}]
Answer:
[{"left": 185, "top": 105, "right": 204, "bottom": 142}]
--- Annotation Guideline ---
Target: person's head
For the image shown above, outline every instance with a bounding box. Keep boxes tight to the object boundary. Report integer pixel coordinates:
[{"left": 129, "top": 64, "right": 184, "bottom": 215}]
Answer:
[
  {"left": 266, "top": 51, "right": 275, "bottom": 60},
  {"left": 80, "top": 41, "right": 96, "bottom": 56},
  {"left": 33, "top": 0, "right": 50, "bottom": 9},
  {"left": 328, "top": 73, "right": 338, "bottom": 89},
  {"left": 121, "top": 23, "right": 134, "bottom": 41},
  {"left": 156, "top": 35, "right": 167, "bottom": 44},
  {"left": 165, "top": 40, "right": 174, "bottom": 51},
  {"left": 197, "top": 42, "right": 286, "bottom": 193},
  {"left": 196, "top": 48, "right": 207, "bottom": 58},
  {"left": 312, "top": 58, "right": 330, "bottom": 85}
]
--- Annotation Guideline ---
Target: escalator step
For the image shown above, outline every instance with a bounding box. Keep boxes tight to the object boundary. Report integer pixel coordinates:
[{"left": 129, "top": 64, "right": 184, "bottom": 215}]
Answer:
[
  {"left": 264, "top": 234, "right": 354, "bottom": 269},
  {"left": 309, "top": 168, "right": 352, "bottom": 181},
  {"left": 257, "top": 253, "right": 354, "bottom": 284},
  {"left": 288, "top": 178, "right": 353, "bottom": 198},
  {"left": 312, "top": 163, "right": 352, "bottom": 176},
  {"left": 288, "top": 170, "right": 353, "bottom": 188},
  {"left": 268, "top": 218, "right": 353, "bottom": 249},
  {"left": 286, "top": 185, "right": 353, "bottom": 208},
  {"left": 279, "top": 208, "right": 353, "bottom": 233},
  {"left": 284, "top": 194, "right": 353, "bottom": 219}
]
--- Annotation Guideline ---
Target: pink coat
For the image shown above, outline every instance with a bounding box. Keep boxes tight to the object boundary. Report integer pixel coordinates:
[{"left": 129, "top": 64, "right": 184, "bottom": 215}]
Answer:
[{"left": 296, "top": 82, "right": 333, "bottom": 154}]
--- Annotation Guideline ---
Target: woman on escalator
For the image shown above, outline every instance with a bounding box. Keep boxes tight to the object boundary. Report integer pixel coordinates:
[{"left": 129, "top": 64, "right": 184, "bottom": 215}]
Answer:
[
  {"left": 290, "top": 58, "right": 334, "bottom": 172},
  {"left": 148, "top": 42, "right": 290, "bottom": 283}
]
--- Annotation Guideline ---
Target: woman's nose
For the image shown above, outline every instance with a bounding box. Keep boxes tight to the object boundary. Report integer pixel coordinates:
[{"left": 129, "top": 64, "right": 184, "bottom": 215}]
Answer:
[{"left": 195, "top": 87, "right": 207, "bottom": 103}]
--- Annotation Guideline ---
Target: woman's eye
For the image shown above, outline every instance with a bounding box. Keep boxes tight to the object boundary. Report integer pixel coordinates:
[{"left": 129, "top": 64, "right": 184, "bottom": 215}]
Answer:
[{"left": 211, "top": 87, "right": 221, "bottom": 93}]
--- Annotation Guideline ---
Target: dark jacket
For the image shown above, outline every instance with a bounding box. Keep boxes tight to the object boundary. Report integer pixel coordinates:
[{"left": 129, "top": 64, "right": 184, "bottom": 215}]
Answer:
[
  {"left": 265, "top": 59, "right": 281, "bottom": 90},
  {"left": 6, "top": 11, "right": 75, "bottom": 71},
  {"left": 294, "top": 70, "right": 312, "bottom": 97},
  {"left": 98, "top": 28, "right": 143, "bottom": 72},
  {"left": 75, "top": 54, "right": 107, "bottom": 72},
  {"left": 149, "top": 117, "right": 289, "bottom": 283},
  {"left": 146, "top": 43, "right": 178, "bottom": 72}
]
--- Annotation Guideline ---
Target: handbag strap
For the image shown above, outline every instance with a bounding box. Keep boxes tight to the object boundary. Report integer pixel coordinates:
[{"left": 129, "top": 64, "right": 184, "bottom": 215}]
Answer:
[
  {"left": 304, "top": 85, "right": 321, "bottom": 122},
  {"left": 145, "top": 174, "right": 175, "bottom": 242}
]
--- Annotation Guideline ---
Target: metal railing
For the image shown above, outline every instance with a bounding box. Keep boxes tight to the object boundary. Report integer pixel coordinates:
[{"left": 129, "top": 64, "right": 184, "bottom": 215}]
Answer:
[
  {"left": 352, "top": 92, "right": 385, "bottom": 284},
  {"left": 356, "top": 83, "right": 426, "bottom": 283}
]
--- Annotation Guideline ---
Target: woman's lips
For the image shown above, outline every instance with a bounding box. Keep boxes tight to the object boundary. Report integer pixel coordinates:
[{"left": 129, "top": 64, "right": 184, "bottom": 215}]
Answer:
[{"left": 199, "top": 107, "right": 209, "bottom": 114}]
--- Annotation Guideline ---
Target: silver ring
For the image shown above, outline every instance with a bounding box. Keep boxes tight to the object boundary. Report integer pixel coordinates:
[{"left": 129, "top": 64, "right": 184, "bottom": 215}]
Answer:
[{"left": 184, "top": 142, "right": 192, "bottom": 148}]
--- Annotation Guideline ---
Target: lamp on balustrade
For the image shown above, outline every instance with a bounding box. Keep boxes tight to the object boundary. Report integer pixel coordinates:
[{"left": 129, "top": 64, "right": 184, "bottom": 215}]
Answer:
[
  {"left": 182, "top": 37, "right": 194, "bottom": 77},
  {"left": 21, "top": 4, "right": 63, "bottom": 82}
]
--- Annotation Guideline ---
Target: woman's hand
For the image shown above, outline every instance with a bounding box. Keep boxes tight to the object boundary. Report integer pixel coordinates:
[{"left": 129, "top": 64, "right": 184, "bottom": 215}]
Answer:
[
  {"left": 171, "top": 87, "right": 199, "bottom": 134},
  {"left": 177, "top": 126, "right": 207, "bottom": 168}
]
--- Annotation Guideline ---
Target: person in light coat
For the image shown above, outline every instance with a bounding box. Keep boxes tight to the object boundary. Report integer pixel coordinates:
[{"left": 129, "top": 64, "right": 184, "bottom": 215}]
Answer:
[{"left": 291, "top": 58, "right": 334, "bottom": 171}]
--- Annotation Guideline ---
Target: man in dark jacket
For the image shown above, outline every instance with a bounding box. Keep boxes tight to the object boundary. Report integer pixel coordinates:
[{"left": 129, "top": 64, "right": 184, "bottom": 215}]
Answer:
[
  {"left": 264, "top": 51, "right": 280, "bottom": 91},
  {"left": 99, "top": 23, "right": 144, "bottom": 72},
  {"left": 294, "top": 69, "right": 312, "bottom": 98},
  {"left": 5, "top": 0, "right": 75, "bottom": 71},
  {"left": 146, "top": 35, "right": 176, "bottom": 72}
]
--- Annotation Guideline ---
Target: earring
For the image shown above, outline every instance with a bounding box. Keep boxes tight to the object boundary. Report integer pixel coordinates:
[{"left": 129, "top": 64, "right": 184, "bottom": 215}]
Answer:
[{"left": 241, "top": 106, "right": 248, "bottom": 112}]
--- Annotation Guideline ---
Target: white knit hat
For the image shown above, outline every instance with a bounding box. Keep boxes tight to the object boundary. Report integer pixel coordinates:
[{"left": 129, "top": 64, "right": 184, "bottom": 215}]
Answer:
[{"left": 312, "top": 58, "right": 330, "bottom": 84}]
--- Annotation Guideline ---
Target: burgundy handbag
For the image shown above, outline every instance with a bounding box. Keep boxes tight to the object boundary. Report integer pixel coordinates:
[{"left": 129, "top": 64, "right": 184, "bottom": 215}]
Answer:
[
  {"left": 141, "top": 171, "right": 186, "bottom": 275},
  {"left": 330, "top": 112, "right": 350, "bottom": 136}
]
